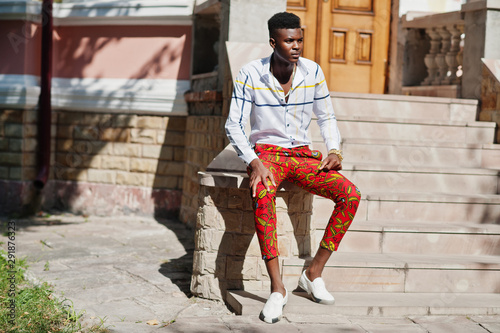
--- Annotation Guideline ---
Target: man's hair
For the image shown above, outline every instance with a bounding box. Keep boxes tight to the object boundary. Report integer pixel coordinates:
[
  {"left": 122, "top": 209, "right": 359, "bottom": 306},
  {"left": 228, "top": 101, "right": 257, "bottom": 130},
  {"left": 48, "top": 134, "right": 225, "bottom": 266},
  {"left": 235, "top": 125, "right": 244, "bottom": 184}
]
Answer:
[{"left": 268, "top": 12, "right": 301, "bottom": 38}]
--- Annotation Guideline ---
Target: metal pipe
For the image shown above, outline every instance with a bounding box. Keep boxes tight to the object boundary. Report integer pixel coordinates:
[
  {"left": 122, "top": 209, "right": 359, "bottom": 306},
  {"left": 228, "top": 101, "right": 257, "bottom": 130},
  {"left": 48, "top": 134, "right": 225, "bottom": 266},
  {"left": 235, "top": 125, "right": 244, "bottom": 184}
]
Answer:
[{"left": 34, "top": 0, "right": 53, "bottom": 190}]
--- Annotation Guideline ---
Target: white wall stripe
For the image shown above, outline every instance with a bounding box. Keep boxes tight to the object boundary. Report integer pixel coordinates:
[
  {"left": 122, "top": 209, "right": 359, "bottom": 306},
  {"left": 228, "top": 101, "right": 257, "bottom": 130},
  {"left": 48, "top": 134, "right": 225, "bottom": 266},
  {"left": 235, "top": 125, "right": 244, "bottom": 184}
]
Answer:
[
  {"left": 0, "top": 75, "right": 189, "bottom": 115},
  {"left": 0, "top": 0, "right": 194, "bottom": 26}
]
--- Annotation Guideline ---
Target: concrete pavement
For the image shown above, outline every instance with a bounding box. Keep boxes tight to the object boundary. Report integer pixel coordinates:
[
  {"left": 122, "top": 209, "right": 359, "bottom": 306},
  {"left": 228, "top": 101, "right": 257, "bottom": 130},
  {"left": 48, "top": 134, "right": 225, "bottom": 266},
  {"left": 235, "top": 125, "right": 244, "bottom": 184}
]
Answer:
[{"left": 2, "top": 213, "right": 499, "bottom": 332}]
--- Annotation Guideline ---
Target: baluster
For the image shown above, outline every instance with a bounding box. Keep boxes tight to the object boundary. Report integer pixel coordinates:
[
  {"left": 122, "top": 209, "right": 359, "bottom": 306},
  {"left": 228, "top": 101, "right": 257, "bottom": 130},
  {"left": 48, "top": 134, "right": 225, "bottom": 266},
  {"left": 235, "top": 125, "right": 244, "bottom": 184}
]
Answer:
[
  {"left": 443, "top": 25, "right": 462, "bottom": 85},
  {"left": 434, "top": 27, "right": 451, "bottom": 85},
  {"left": 454, "top": 25, "right": 464, "bottom": 85},
  {"left": 422, "top": 28, "right": 442, "bottom": 86}
]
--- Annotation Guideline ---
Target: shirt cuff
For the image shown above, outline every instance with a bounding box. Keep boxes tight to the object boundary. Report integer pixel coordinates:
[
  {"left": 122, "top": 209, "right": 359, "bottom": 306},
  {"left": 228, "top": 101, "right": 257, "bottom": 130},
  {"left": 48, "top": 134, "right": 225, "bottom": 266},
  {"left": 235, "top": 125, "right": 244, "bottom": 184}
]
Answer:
[
  {"left": 326, "top": 142, "right": 341, "bottom": 152},
  {"left": 242, "top": 150, "right": 259, "bottom": 166}
]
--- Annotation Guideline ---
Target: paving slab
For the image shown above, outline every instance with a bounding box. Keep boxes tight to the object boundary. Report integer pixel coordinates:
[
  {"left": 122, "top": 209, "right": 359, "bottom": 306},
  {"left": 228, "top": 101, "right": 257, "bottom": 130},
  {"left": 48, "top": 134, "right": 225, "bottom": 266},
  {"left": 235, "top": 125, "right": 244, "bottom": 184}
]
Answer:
[
  {"left": 2, "top": 213, "right": 500, "bottom": 333},
  {"left": 354, "top": 323, "right": 427, "bottom": 332},
  {"left": 409, "top": 316, "right": 492, "bottom": 333},
  {"left": 227, "top": 290, "right": 500, "bottom": 317}
]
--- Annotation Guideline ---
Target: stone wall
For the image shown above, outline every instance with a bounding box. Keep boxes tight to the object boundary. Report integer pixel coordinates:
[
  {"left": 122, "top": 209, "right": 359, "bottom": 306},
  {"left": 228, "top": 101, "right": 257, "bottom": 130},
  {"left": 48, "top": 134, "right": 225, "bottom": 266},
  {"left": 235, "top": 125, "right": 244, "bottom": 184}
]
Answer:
[
  {"left": 191, "top": 176, "right": 313, "bottom": 301},
  {"left": 0, "top": 109, "right": 40, "bottom": 182},
  {"left": 179, "top": 69, "right": 230, "bottom": 227},
  {"left": 48, "top": 111, "right": 186, "bottom": 216},
  {"left": 0, "top": 109, "right": 187, "bottom": 217},
  {"left": 180, "top": 115, "right": 229, "bottom": 227},
  {"left": 0, "top": 109, "right": 49, "bottom": 215},
  {"left": 480, "top": 64, "right": 500, "bottom": 143}
]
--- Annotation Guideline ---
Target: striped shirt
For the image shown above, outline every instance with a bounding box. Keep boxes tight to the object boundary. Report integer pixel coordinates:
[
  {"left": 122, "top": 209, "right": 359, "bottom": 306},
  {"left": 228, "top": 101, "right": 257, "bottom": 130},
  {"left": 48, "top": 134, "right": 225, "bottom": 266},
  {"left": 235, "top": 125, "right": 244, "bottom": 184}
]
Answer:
[{"left": 225, "top": 55, "right": 341, "bottom": 165}]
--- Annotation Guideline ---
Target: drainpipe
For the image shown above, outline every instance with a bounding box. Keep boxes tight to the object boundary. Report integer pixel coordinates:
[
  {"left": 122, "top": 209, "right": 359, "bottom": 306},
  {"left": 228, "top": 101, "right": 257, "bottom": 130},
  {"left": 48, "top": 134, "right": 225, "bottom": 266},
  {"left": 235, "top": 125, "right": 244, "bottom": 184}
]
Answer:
[{"left": 34, "top": 0, "right": 53, "bottom": 190}]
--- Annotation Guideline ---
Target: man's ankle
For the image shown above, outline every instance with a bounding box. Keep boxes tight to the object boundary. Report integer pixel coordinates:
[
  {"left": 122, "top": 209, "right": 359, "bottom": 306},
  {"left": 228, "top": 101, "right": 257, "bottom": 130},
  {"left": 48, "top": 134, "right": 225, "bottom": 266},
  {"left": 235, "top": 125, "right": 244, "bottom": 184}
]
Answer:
[
  {"left": 306, "top": 267, "right": 321, "bottom": 281},
  {"left": 270, "top": 285, "right": 286, "bottom": 296}
]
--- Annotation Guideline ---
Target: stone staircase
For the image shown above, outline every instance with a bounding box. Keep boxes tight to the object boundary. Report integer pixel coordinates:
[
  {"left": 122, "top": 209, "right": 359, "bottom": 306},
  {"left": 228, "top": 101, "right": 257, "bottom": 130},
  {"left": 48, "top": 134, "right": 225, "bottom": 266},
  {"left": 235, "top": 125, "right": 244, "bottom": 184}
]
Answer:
[{"left": 227, "top": 92, "right": 500, "bottom": 317}]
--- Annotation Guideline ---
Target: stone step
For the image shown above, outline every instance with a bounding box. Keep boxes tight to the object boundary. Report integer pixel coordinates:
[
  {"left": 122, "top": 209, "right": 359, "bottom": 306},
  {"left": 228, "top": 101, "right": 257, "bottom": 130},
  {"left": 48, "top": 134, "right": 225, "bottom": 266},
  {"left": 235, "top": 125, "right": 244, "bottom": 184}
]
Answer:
[
  {"left": 334, "top": 220, "right": 500, "bottom": 256},
  {"left": 310, "top": 117, "right": 496, "bottom": 144},
  {"left": 337, "top": 139, "right": 500, "bottom": 169},
  {"left": 313, "top": 192, "right": 500, "bottom": 224},
  {"left": 281, "top": 253, "right": 500, "bottom": 293},
  {"left": 227, "top": 290, "right": 500, "bottom": 317},
  {"left": 339, "top": 119, "right": 495, "bottom": 144},
  {"left": 340, "top": 163, "right": 499, "bottom": 195},
  {"left": 331, "top": 91, "right": 478, "bottom": 122}
]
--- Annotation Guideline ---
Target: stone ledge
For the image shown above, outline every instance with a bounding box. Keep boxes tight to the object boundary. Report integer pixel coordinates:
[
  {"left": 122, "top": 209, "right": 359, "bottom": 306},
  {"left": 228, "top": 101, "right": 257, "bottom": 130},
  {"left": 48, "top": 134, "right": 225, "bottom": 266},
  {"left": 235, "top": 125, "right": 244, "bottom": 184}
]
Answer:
[{"left": 199, "top": 171, "right": 304, "bottom": 192}]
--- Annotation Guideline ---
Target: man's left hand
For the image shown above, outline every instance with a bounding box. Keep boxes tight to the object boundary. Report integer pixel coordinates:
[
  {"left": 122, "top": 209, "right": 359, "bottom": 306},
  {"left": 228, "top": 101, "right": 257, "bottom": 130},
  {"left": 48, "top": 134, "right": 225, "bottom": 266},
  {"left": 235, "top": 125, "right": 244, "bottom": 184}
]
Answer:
[{"left": 318, "top": 154, "right": 342, "bottom": 171}]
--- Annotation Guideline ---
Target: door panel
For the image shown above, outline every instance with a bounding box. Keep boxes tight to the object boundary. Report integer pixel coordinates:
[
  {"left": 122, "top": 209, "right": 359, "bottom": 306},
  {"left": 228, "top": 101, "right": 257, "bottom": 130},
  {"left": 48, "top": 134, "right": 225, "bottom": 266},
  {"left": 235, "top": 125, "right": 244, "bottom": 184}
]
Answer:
[
  {"left": 288, "top": 0, "right": 391, "bottom": 94},
  {"left": 287, "top": 0, "right": 318, "bottom": 61},
  {"left": 334, "top": 0, "right": 373, "bottom": 13}
]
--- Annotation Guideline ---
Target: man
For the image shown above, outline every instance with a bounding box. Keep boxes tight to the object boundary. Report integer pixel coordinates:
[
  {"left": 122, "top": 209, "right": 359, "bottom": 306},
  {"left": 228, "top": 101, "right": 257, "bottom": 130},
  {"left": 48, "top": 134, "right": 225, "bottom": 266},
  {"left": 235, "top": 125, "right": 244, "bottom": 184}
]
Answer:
[{"left": 225, "top": 12, "right": 361, "bottom": 324}]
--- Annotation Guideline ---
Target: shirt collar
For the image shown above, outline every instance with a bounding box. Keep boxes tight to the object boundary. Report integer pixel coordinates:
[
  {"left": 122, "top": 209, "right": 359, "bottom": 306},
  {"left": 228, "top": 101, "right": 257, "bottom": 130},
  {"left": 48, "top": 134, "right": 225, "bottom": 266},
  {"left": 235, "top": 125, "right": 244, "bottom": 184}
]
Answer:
[{"left": 260, "top": 54, "right": 308, "bottom": 86}]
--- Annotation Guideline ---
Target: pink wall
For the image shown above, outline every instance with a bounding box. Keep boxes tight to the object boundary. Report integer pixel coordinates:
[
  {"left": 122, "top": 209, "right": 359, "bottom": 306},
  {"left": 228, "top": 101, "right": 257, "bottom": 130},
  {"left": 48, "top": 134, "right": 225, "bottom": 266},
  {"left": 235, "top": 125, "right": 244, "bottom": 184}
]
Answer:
[
  {"left": 53, "top": 25, "right": 192, "bottom": 80},
  {"left": 0, "top": 20, "right": 41, "bottom": 76},
  {"left": 0, "top": 22, "right": 192, "bottom": 80}
]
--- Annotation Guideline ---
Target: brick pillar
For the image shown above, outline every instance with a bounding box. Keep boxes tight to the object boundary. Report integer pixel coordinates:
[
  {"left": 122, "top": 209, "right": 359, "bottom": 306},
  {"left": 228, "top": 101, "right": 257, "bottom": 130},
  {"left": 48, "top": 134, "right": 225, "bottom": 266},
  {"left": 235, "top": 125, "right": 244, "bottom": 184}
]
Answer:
[
  {"left": 180, "top": 115, "right": 229, "bottom": 227},
  {"left": 0, "top": 109, "right": 53, "bottom": 215}
]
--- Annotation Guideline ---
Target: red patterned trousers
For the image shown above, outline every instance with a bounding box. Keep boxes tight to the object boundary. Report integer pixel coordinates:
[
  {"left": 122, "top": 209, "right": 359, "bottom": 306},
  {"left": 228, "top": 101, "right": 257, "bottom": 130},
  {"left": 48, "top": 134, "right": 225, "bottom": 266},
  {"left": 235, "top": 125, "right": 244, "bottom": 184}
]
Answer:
[{"left": 248, "top": 144, "right": 361, "bottom": 260}]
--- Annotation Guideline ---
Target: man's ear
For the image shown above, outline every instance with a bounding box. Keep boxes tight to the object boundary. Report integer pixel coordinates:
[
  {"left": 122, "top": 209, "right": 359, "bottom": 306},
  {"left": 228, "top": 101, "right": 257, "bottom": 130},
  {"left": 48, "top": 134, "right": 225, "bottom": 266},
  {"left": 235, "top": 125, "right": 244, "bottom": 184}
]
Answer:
[{"left": 269, "top": 37, "right": 276, "bottom": 49}]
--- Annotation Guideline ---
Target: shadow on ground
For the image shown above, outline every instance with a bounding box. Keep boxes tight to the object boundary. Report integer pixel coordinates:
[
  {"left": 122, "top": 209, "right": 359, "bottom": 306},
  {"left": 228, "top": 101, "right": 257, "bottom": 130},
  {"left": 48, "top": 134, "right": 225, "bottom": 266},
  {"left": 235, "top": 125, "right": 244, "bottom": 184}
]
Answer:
[{"left": 155, "top": 217, "right": 195, "bottom": 297}]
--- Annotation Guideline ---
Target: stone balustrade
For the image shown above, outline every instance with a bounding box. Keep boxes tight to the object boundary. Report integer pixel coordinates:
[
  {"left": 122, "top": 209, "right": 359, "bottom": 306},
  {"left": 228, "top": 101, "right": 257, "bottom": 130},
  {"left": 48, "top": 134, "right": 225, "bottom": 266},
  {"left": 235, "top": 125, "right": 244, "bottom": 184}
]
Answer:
[{"left": 401, "top": 11, "right": 465, "bottom": 97}]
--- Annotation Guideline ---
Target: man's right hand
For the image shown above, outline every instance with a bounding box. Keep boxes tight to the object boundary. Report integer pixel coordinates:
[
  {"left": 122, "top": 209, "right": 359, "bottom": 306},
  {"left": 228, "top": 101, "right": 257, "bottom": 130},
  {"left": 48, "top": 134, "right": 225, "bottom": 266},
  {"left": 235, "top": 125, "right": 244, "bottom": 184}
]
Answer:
[{"left": 249, "top": 158, "right": 276, "bottom": 197}]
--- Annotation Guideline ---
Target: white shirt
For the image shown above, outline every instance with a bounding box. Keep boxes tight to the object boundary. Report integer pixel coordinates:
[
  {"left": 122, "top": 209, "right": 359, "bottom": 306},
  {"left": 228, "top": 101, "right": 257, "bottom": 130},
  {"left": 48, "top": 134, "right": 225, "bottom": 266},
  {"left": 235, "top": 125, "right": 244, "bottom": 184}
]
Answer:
[{"left": 225, "top": 55, "right": 341, "bottom": 165}]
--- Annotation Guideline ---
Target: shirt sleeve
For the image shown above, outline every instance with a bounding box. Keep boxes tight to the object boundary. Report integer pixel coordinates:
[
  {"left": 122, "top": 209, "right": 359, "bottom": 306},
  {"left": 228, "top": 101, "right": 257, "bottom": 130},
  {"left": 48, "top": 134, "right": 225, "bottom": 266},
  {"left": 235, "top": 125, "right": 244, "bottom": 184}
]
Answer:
[
  {"left": 312, "top": 64, "right": 342, "bottom": 151},
  {"left": 225, "top": 68, "right": 259, "bottom": 165}
]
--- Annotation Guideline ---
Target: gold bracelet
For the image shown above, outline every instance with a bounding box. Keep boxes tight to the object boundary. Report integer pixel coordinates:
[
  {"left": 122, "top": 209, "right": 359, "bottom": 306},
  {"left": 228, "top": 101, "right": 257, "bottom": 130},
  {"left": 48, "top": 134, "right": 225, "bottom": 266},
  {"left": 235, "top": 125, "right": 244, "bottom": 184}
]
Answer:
[{"left": 328, "top": 149, "right": 343, "bottom": 162}]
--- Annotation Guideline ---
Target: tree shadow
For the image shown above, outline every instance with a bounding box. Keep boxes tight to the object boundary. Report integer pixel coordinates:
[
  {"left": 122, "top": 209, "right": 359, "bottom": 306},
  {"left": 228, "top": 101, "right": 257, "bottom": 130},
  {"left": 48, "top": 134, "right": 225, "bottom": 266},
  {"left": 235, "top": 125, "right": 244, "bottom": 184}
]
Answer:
[
  {"left": 155, "top": 217, "right": 195, "bottom": 297},
  {"left": 44, "top": 23, "right": 190, "bottom": 216}
]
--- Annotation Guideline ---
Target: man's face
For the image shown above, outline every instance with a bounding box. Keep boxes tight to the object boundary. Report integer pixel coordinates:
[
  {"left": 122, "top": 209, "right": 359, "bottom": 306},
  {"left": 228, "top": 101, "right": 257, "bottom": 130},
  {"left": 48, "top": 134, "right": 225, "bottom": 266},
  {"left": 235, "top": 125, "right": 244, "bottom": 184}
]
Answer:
[{"left": 270, "top": 28, "right": 303, "bottom": 64}]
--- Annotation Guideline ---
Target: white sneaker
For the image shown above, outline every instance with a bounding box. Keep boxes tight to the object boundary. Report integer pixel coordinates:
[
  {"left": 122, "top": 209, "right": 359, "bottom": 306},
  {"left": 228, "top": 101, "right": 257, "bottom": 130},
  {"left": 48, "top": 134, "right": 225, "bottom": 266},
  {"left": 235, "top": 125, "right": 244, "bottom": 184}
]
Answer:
[
  {"left": 259, "top": 289, "right": 288, "bottom": 324},
  {"left": 298, "top": 270, "right": 335, "bottom": 305}
]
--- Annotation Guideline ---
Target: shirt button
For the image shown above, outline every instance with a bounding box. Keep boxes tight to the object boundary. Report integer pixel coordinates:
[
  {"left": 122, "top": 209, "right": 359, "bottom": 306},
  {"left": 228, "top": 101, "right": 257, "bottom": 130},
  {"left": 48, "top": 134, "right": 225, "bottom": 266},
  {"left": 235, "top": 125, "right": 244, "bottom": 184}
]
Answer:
[{"left": 287, "top": 124, "right": 290, "bottom": 127}]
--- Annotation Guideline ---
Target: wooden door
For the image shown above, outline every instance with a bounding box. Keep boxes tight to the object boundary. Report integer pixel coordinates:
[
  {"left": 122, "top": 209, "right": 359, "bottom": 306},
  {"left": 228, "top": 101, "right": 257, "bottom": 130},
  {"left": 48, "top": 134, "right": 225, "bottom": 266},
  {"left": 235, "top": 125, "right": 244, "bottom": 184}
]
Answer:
[{"left": 288, "top": 0, "right": 392, "bottom": 94}]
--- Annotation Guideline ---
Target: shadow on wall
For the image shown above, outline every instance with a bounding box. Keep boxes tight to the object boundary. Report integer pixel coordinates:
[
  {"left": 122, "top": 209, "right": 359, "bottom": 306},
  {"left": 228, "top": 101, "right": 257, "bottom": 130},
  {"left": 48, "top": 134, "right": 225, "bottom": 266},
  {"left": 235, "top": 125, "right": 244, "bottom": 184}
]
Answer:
[
  {"left": 152, "top": 116, "right": 186, "bottom": 219},
  {"left": 40, "top": 23, "right": 190, "bottom": 217},
  {"left": 54, "top": 24, "right": 190, "bottom": 80}
]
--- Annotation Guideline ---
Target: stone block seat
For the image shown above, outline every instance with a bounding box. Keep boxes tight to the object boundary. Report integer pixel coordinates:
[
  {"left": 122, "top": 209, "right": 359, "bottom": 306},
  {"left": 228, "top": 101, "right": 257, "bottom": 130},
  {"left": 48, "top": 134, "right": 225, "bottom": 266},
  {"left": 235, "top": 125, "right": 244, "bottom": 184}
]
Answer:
[
  {"left": 191, "top": 145, "right": 315, "bottom": 301},
  {"left": 191, "top": 92, "right": 500, "bottom": 317}
]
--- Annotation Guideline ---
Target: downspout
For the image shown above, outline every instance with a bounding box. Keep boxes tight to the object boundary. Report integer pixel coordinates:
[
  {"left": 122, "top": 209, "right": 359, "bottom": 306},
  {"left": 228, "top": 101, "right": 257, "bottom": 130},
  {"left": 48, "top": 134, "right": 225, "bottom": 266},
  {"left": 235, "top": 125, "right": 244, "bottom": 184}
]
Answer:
[{"left": 34, "top": 0, "right": 53, "bottom": 190}]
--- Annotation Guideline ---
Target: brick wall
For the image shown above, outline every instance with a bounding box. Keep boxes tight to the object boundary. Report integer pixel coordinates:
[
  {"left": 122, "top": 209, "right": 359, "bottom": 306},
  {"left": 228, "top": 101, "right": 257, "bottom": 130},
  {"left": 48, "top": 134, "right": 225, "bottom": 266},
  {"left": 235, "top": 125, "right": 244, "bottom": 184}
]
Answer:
[
  {"left": 0, "top": 110, "right": 39, "bottom": 181},
  {"left": 47, "top": 111, "right": 186, "bottom": 216},
  {"left": 179, "top": 71, "right": 230, "bottom": 227},
  {"left": 0, "top": 109, "right": 53, "bottom": 214},
  {"left": 53, "top": 112, "right": 186, "bottom": 188},
  {"left": 180, "top": 116, "right": 229, "bottom": 227},
  {"left": 481, "top": 65, "right": 500, "bottom": 143},
  {"left": 0, "top": 108, "right": 188, "bottom": 216}
]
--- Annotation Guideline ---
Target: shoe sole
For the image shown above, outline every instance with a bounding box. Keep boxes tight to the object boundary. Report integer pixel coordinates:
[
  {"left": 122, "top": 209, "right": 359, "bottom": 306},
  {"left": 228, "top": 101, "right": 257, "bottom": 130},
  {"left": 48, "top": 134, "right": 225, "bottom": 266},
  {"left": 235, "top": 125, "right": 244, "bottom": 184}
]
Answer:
[
  {"left": 311, "top": 294, "right": 335, "bottom": 305},
  {"left": 259, "top": 302, "right": 287, "bottom": 324}
]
